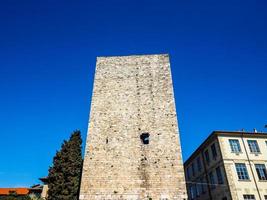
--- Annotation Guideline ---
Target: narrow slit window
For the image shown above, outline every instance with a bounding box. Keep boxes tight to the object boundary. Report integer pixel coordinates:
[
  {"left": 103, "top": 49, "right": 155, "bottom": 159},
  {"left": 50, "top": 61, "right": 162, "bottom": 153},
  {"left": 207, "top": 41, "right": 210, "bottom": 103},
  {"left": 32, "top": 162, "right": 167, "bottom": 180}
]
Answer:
[{"left": 140, "top": 133, "right": 150, "bottom": 144}]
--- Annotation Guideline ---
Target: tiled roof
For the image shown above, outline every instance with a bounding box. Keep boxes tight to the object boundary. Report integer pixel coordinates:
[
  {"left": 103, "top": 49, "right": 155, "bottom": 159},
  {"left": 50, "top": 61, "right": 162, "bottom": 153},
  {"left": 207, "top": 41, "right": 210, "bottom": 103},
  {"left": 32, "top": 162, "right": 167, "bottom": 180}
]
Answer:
[{"left": 0, "top": 188, "right": 29, "bottom": 195}]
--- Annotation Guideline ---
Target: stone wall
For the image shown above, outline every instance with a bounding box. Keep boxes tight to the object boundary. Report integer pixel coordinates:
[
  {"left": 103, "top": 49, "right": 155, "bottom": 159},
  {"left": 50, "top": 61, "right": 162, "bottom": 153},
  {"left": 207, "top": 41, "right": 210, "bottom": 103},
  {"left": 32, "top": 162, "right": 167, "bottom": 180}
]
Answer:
[{"left": 79, "top": 54, "right": 187, "bottom": 200}]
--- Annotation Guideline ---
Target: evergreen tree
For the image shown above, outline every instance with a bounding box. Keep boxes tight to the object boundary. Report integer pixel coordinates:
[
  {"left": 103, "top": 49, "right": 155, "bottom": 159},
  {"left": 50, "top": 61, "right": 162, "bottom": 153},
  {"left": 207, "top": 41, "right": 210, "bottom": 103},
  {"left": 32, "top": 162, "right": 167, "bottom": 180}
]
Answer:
[{"left": 47, "top": 130, "right": 83, "bottom": 200}]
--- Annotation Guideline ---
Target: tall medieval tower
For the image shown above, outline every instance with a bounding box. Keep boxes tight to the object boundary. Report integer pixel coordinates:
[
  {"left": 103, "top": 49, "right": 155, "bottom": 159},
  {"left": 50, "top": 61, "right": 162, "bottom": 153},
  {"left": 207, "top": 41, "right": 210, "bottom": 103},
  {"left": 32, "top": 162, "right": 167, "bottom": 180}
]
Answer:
[{"left": 79, "top": 54, "right": 187, "bottom": 200}]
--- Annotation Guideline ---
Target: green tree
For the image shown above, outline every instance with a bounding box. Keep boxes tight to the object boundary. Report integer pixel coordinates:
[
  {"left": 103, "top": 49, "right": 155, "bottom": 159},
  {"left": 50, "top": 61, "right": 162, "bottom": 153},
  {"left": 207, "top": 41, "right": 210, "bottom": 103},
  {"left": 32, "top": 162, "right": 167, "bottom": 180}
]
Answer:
[
  {"left": 47, "top": 130, "right": 83, "bottom": 200},
  {"left": 0, "top": 195, "right": 31, "bottom": 200}
]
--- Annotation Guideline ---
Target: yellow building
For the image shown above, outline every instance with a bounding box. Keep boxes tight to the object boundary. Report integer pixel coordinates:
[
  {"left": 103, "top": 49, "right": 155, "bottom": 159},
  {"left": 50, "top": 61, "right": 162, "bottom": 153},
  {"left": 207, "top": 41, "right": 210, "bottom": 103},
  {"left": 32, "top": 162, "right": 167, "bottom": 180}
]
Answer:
[{"left": 184, "top": 131, "right": 267, "bottom": 200}]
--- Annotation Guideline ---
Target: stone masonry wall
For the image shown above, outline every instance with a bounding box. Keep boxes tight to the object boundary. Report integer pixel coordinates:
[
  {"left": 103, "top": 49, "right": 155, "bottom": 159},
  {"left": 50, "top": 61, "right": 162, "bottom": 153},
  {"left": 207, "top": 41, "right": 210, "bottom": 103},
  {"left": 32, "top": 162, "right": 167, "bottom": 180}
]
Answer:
[{"left": 79, "top": 54, "right": 187, "bottom": 200}]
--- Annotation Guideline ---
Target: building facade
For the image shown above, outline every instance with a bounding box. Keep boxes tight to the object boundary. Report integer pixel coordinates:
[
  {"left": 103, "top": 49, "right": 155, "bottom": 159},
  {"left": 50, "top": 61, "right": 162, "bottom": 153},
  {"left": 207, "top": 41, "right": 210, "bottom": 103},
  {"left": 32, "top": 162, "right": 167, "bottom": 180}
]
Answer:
[
  {"left": 79, "top": 54, "right": 187, "bottom": 200},
  {"left": 39, "top": 177, "right": 49, "bottom": 199},
  {"left": 184, "top": 131, "right": 267, "bottom": 200}
]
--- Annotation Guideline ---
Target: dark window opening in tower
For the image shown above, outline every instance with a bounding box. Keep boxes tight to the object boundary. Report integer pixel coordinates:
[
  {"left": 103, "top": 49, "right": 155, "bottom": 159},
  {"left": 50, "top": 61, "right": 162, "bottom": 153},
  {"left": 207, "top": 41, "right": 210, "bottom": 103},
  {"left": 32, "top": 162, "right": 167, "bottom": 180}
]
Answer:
[{"left": 140, "top": 133, "right": 150, "bottom": 144}]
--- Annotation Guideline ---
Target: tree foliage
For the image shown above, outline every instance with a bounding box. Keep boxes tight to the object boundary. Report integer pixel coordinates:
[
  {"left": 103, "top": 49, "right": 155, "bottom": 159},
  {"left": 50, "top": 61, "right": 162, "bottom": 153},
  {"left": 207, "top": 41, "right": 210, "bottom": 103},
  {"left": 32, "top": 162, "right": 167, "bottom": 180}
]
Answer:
[
  {"left": 0, "top": 192, "right": 44, "bottom": 200},
  {"left": 0, "top": 195, "right": 31, "bottom": 200},
  {"left": 47, "top": 130, "right": 83, "bottom": 200},
  {"left": 0, "top": 197, "right": 30, "bottom": 200}
]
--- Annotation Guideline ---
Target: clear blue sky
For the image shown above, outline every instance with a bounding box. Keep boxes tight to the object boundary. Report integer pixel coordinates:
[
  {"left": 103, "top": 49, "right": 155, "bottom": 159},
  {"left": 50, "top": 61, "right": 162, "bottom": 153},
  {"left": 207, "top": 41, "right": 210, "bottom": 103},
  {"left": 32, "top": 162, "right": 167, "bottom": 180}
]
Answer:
[{"left": 0, "top": 0, "right": 266, "bottom": 187}]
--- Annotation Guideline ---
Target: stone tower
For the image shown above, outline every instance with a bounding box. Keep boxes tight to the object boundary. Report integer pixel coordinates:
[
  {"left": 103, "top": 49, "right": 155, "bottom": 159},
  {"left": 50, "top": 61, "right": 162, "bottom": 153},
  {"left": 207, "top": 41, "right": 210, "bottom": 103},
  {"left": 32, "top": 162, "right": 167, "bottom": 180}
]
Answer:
[{"left": 79, "top": 54, "right": 187, "bottom": 200}]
